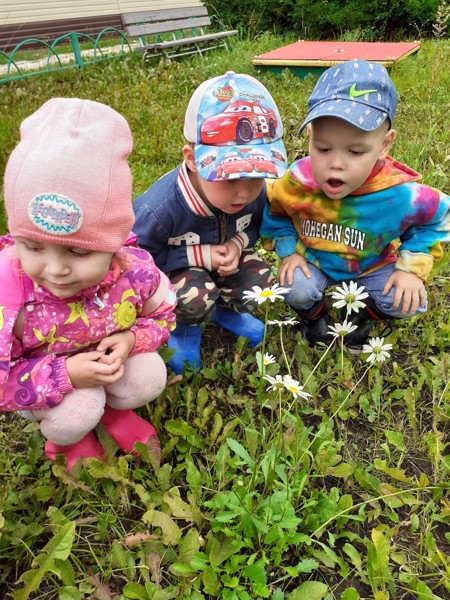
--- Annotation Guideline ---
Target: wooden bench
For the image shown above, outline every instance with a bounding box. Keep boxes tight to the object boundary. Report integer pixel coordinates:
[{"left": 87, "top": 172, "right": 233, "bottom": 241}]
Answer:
[{"left": 121, "top": 7, "right": 238, "bottom": 63}]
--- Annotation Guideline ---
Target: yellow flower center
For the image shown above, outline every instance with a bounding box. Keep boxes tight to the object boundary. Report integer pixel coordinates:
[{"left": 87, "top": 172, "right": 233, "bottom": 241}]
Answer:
[{"left": 260, "top": 290, "right": 273, "bottom": 297}]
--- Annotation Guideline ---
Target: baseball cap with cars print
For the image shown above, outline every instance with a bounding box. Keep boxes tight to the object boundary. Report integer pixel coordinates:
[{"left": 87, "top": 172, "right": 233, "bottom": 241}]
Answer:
[
  {"left": 184, "top": 71, "right": 287, "bottom": 182},
  {"left": 298, "top": 59, "right": 397, "bottom": 134}
]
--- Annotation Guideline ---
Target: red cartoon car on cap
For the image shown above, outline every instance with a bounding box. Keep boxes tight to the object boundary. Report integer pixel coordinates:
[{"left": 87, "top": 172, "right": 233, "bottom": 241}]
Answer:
[
  {"left": 216, "top": 152, "right": 253, "bottom": 179},
  {"left": 201, "top": 101, "right": 278, "bottom": 145},
  {"left": 251, "top": 153, "right": 278, "bottom": 176}
]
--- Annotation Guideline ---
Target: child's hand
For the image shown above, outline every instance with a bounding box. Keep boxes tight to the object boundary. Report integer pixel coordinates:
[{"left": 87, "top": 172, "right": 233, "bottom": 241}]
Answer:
[
  {"left": 65, "top": 351, "right": 125, "bottom": 388},
  {"left": 212, "top": 242, "right": 240, "bottom": 276},
  {"left": 278, "top": 254, "right": 311, "bottom": 286},
  {"left": 96, "top": 331, "right": 135, "bottom": 365},
  {"left": 382, "top": 270, "right": 426, "bottom": 314}
]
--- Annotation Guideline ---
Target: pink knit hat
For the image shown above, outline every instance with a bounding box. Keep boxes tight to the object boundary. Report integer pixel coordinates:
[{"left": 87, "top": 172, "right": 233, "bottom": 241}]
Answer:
[{"left": 4, "top": 98, "right": 134, "bottom": 252}]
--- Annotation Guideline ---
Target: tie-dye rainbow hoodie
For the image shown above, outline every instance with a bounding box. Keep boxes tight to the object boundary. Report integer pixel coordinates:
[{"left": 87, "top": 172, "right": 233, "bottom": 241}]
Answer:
[{"left": 261, "top": 156, "right": 450, "bottom": 281}]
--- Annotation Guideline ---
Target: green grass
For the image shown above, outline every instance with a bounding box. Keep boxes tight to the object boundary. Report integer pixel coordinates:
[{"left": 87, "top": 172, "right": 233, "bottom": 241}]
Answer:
[{"left": 0, "top": 35, "right": 449, "bottom": 600}]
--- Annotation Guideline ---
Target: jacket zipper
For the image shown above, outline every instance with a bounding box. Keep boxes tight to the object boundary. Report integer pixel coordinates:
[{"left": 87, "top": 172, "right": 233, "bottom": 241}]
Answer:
[{"left": 218, "top": 213, "right": 227, "bottom": 244}]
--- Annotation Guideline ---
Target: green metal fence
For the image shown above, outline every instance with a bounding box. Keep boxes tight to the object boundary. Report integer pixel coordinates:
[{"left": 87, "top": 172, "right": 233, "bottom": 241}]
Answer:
[{"left": 0, "top": 28, "right": 132, "bottom": 84}]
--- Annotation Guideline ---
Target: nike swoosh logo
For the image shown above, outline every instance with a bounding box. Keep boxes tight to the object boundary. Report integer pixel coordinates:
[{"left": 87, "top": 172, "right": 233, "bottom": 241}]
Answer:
[{"left": 349, "top": 84, "right": 377, "bottom": 97}]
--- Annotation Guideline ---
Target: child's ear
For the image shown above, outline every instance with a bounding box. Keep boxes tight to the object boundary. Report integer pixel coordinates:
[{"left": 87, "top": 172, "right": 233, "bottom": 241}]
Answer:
[
  {"left": 379, "top": 128, "right": 396, "bottom": 159},
  {"left": 182, "top": 144, "right": 198, "bottom": 172}
]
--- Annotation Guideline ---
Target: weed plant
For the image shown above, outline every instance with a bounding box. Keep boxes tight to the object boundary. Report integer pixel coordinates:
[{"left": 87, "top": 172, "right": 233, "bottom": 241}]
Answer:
[{"left": 0, "top": 36, "right": 449, "bottom": 600}]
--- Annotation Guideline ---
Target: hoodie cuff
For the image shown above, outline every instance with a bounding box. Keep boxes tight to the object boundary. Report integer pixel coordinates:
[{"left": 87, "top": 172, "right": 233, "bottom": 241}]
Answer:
[{"left": 396, "top": 250, "right": 434, "bottom": 281}]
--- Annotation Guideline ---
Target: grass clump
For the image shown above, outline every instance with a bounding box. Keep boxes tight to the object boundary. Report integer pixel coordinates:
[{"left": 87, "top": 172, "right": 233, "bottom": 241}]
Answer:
[{"left": 0, "top": 35, "right": 449, "bottom": 600}]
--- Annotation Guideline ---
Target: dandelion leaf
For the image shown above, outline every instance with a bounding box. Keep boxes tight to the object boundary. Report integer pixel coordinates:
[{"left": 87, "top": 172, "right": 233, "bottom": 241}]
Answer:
[
  {"left": 142, "top": 509, "right": 182, "bottom": 545},
  {"left": 287, "top": 581, "right": 328, "bottom": 600},
  {"left": 226, "top": 437, "right": 255, "bottom": 468},
  {"left": 13, "top": 522, "right": 75, "bottom": 599},
  {"left": 208, "top": 534, "right": 236, "bottom": 567},
  {"left": 178, "top": 527, "right": 200, "bottom": 563}
]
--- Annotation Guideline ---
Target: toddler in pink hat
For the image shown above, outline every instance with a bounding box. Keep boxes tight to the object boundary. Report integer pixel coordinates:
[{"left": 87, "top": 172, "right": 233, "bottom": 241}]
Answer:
[{"left": 0, "top": 98, "right": 176, "bottom": 471}]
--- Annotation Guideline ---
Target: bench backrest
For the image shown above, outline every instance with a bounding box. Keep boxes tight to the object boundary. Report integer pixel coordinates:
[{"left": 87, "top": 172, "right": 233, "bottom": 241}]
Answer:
[{"left": 122, "top": 7, "right": 211, "bottom": 38}]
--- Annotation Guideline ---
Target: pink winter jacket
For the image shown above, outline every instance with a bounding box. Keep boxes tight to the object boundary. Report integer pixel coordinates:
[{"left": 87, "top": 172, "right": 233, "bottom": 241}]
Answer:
[{"left": 0, "top": 235, "right": 176, "bottom": 412}]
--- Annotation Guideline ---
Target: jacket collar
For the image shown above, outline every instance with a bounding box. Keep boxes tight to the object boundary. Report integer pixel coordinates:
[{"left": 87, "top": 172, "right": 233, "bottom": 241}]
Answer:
[{"left": 178, "top": 162, "right": 214, "bottom": 217}]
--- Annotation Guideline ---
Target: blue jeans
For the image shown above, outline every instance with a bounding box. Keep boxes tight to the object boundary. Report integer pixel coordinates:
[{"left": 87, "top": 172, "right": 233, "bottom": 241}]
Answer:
[{"left": 285, "top": 262, "right": 427, "bottom": 319}]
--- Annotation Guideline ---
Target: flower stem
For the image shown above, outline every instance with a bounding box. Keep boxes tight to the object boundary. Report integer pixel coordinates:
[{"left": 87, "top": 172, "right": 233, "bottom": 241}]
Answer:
[{"left": 279, "top": 326, "right": 291, "bottom": 376}]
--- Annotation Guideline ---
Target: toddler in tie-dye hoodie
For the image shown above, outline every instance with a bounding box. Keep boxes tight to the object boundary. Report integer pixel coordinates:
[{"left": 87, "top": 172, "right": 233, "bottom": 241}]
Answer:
[{"left": 261, "top": 59, "right": 450, "bottom": 350}]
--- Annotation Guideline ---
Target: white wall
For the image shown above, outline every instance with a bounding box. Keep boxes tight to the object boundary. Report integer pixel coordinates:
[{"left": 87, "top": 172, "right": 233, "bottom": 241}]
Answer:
[{"left": 0, "top": 1, "right": 205, "bottom": 26}]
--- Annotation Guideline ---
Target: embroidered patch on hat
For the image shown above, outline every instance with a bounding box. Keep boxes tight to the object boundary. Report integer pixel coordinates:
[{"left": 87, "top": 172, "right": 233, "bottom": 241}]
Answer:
[
  {"left": 214, "top": 85, "right": 235, "bottom": 102},
  {"left": 28, "top": 193, "right": 83, "bottom": 235}
]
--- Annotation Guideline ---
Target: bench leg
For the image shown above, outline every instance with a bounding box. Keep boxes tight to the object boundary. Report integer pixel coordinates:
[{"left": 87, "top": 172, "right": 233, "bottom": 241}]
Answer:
[
  {"left": 194, "top": 42, "right": 204, "bottom": 61},
  {"left": 162, "top": 48, "right": 172, "bottom": 62}
]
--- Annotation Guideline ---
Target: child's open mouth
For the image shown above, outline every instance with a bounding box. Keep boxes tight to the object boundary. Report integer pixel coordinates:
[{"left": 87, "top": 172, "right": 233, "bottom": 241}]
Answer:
[
  {"left": 327, "top": 178, "right": 345, "bottom": 188},
  {"left": 323, "top": 178, "right": 346, "bottom": 196}
]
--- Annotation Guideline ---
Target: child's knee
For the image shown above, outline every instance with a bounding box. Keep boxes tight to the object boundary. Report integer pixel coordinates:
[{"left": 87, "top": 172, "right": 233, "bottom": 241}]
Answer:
[
  {"left": 369, "top": 289, "right": 428, "bottom": 319},
  {"left": 285, "top": 268, "right": 324, "bottom": 309},
  {"left": 373, "top": 297, "right": 428, "bottom": 319},
  {"left": 34, "top": 387, "right": 106, "bottom": 445},
  {"left": 240, "top": 252, "right": 274, "bottom": 287},
  {"left": 105, "top": 352, "right": 167, "bottom": 409}
]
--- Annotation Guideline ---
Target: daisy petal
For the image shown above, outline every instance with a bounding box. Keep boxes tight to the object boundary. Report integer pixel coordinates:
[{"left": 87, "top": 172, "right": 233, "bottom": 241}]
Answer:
[{"left": 243, "top": 283, "right": 291, "bottom": 305}]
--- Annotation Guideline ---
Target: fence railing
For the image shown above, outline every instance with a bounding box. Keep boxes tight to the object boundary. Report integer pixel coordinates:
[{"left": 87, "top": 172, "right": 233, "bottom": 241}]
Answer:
[{"left": 0, "top": 28, "right": 133, "bottom": 84}]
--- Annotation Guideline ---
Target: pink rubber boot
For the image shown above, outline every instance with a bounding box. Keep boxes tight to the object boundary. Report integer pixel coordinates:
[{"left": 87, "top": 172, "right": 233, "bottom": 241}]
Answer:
[
  {"left": 45, "top": 431, "right": 104, "bottom": 471},
  {"left": 100, "top": 406, "right": 161, "bottom": 459}
]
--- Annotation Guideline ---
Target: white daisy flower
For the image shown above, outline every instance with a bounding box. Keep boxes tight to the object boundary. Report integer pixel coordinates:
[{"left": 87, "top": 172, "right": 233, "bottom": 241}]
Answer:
[
  {"left": 242, "top": 283, "right": 291, "bottom": 305},
  {"left": 264, "top": 374, "right": 285, "bottom": 391},
  {"left": 362, "top": 337, "right": 393, "bottom": 364},
  {"left": 256, "top": 352, "right": 277, "bottom": 373},
  {"left": 267, "top": 317, "right": 299, "bottom": 326},
  {"left": 331, "top": 281, "right": 369, "bottom": 314},
  {"left": 262, "top": 353, "right": 276, "bottom": 366},
  {"left": 282, "top": 375, "right": 311, "bottom": 400},
  {"left": 327, "top": 319, "right": 358, "bottom": 338}
]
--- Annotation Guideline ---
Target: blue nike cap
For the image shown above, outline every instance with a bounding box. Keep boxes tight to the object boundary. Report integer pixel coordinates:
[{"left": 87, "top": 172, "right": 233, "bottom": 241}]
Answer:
[{"left": 298, "top": 59, "right": 397, "bottom": 133}]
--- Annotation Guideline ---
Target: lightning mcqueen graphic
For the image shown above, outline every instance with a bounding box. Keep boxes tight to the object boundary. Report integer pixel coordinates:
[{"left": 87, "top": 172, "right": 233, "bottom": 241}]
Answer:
[
  {"left": 216, "top": 153, "right": 253, "bottom": 179},
  {"left": 201, "top": 100, "right": 278, "bottom": 145},
  {"left": 251, "top": 153, "right": 278, "bottom": 176},
  {"left": 216, "top": 151, "right": 279, "bottom": 179}
]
